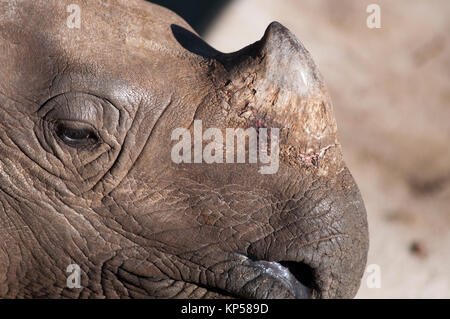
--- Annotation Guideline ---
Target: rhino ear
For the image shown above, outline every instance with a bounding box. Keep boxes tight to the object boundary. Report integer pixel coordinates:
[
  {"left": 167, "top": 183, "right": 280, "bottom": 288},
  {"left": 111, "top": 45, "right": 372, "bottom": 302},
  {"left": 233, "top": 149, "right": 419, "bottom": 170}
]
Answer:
[{"left": 220, "top": 21, "right": 325, "bottom": 98}]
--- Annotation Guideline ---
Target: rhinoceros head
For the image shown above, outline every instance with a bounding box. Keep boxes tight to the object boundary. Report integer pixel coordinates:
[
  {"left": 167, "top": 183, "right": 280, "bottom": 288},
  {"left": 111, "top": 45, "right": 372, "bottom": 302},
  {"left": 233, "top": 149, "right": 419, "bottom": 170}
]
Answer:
[{"left": 0, "top": 0, "right": 368, "bottom": 298}]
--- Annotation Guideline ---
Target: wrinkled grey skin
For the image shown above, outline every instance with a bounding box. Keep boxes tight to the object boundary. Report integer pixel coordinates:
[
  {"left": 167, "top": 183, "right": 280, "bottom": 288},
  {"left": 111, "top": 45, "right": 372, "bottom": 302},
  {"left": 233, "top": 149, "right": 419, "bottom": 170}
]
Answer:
[{"left": 0, "top": 0, "right": 368, "bottom": 298}]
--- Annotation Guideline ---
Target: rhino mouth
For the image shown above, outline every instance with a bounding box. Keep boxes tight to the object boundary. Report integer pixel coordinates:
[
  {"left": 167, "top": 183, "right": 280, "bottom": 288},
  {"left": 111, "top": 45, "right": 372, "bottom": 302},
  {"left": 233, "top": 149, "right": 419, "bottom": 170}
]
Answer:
[
  {"left": 114, "top": 257, "right": 317, "bottom": 299},
  {"left": 209, "top": 258, "right": 317, "bottom": 299},
  {"left": 265, "top": 260, "right": 315, "bottom": 299},
  {"left": 180, "top": 259, "right": 316, "bottom": 299},
  {"left": 232, "top": 259, "right": 315, "bottom": 299}
]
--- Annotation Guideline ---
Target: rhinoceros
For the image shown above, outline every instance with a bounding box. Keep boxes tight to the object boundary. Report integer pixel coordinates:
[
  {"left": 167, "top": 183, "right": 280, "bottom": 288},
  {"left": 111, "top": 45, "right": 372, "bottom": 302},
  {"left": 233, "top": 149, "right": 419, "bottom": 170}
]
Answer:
[{"left": 0, "top": 0, "right": 368, "bottom": 298}]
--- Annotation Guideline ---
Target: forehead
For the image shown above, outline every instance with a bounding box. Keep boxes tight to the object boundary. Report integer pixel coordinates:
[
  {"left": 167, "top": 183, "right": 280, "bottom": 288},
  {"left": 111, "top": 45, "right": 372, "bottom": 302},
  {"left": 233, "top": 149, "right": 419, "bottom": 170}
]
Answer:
[
  {"left": 0, "top": 0, "right": 207, "bottom": 110},
  {"left": 1, "top": 0, "right": 194, "bottom": 55}
]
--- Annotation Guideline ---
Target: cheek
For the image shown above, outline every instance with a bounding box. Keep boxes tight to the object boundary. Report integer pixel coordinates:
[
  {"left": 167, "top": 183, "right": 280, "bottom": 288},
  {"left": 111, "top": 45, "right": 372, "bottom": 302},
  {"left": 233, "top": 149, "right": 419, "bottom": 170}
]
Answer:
[{"left": 97, "top": 174, "right": 275, "bottom": 255}]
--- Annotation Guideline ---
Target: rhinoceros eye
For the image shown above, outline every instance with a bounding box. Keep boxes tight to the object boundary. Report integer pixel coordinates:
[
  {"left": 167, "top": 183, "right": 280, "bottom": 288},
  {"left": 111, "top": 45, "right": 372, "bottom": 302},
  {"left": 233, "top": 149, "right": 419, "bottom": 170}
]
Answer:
[{"left": 55, "top": 121, "right": 99, "bottom": 147}]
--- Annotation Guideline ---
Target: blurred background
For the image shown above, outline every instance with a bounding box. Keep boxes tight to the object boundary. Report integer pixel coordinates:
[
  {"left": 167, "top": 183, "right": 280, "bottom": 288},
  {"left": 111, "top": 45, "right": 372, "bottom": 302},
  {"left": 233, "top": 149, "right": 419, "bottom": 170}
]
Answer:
[{"left": 150, "top": 0, "right": 450, "bottom": 298}]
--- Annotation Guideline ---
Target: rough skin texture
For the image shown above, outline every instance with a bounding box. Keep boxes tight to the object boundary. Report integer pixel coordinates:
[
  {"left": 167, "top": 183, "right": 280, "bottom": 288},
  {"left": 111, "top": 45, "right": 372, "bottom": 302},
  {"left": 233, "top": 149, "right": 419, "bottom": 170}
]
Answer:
[{"left": 0, "top": 0, "right": 368, "bottom": 298}]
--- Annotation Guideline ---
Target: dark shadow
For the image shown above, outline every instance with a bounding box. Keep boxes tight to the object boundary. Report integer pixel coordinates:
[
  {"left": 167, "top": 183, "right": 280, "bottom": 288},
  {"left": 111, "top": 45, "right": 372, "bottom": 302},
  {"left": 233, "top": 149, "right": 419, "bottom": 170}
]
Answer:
[
  {"left": 171, "top": 24, "right": 263, "bottom": 70},
  {"left": 171, "top": 24, "right": 221, "bottom": 59},
  {"left": 147, "top": 0, "right": 232, "bottom": 35}
]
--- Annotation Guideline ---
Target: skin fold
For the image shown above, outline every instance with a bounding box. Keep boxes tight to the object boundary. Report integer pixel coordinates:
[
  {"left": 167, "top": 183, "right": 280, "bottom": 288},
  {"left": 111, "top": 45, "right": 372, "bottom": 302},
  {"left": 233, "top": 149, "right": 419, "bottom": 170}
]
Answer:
[{"left": 0, "top": 0, "right": 368, "bottom": 298}]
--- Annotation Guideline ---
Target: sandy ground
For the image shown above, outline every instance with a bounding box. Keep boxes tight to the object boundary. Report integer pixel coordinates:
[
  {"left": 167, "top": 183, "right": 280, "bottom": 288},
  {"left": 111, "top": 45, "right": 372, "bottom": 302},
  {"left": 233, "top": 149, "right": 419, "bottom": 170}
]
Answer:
[{"left": 204, "top": 0, "right": 450, "bottom": 298}]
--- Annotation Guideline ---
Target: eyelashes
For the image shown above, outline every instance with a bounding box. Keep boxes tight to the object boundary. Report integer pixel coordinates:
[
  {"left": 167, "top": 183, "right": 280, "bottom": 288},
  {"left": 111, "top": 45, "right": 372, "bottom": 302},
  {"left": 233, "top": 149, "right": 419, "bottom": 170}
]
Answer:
[{"left": 54, "top": 121, "right": 100, "bottom": 148}]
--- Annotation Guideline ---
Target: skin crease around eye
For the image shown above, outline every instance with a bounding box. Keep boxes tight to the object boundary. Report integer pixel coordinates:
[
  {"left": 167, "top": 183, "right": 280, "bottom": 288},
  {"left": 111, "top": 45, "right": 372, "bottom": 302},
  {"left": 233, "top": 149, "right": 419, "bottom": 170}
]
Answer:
[{"left": 37, "top": 92, "right": 120, "bottom": 150}]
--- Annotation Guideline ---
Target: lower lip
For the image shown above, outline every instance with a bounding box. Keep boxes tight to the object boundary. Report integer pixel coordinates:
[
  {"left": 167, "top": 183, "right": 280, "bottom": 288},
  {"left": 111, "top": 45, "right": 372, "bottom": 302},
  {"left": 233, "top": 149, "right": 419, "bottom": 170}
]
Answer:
[{"left": 251, "top": 260, "right": 312, "bottom": 299}]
